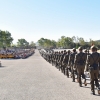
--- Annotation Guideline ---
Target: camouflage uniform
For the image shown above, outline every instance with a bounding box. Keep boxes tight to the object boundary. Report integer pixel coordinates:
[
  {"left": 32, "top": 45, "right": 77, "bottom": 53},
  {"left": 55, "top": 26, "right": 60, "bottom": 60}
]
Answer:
[
  {"left": 57, "top": 51, "right": 61, "bottom": 70},
  {"left": 68, "top": 48, "right": 77, "bottom": 82},
  {"left": 63, "top": 50, "right": 71, "bottom": 77},
  {"left": 86, "top": 46, "right": 100, "bottom": 95},
  {"left": 74, "top": 47, "right": 87, "bottom": 87},
  {"left": 59, "top": 51, "right": 64, "bottom": 72}
]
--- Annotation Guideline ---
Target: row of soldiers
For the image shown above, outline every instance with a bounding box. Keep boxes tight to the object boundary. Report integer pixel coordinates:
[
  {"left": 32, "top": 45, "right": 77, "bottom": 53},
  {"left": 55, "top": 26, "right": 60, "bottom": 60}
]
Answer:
[{"left": 39, "top": 46, "right": 100, "bottom": 95}]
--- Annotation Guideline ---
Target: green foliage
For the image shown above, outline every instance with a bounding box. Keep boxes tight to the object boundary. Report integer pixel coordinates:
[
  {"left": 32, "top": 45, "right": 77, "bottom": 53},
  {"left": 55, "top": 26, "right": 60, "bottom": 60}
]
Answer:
[
  {"left": 30, "top": 41, "right": 36, "bottom": 47},
  {"left": 38, "top": 38, "right": 57, "bottom": 48},
  {"left": 0, "top": 30, "right": 13, "bottom": 48},
  {"left": 38, "top": 36, "right": 100, "bottom": 49},
  {"left": 17, "top": 38, "right": 29, "bottom": 47},
  {"left": 57, "top": 36, "right": 74, "bottom": 48}
]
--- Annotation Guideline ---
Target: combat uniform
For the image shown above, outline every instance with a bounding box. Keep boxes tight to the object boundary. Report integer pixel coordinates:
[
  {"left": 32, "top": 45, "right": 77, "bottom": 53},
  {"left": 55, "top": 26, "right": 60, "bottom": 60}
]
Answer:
[
  {"left": 68, "top": 48, "right": 77, "bottom": 82},
  {"left": 74, "top": 47, "right": 87, "bottom": 87},
  {"left": 63, "top": 50, "right": 70, "bottom": 77},
  {"left": 86, "top": 46, "right": 100, "bottom": 95}
]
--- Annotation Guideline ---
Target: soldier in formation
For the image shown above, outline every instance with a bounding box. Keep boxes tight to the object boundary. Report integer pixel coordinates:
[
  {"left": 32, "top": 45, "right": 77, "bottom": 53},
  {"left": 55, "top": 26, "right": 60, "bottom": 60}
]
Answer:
[
  {"left": 68, "top": 48, "right": 77, "bottom": 82},
  {"left": 86, "top": 46, "right": 100, "bottom": 95},
  {"left": 39, "top": 46, "right": 100, "bottom": 95}
]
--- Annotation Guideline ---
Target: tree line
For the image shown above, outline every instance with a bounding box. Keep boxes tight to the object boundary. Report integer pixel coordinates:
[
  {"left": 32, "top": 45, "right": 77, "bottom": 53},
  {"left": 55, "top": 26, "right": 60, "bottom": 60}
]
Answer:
[
  {"left": 0, "top": 30, "right": 36, "bottom": 49},
  {"left": 38, "top": 36, "right": 100, "bottom": 49},
  {"left": 1, "top": 29, "right": 100, "bottom": 49}
]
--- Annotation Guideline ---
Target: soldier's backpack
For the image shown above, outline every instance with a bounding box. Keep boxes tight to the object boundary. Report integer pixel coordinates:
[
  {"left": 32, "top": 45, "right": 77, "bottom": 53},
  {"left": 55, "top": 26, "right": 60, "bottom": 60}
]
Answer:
[
  {"left": 78, "top": 53, "right": 85, "bottom": 65},
  {"left": 71, "top": 52, "right": 77, "bottom": 64},
  {"left": 91, "top": 53, "right": 99, "bottom": 70}
]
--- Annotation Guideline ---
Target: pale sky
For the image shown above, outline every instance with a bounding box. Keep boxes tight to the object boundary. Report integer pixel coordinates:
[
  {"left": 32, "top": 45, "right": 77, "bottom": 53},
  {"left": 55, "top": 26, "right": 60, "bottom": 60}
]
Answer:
[{"left": 0, "top": 0, "right": 100, "bottom": 43}]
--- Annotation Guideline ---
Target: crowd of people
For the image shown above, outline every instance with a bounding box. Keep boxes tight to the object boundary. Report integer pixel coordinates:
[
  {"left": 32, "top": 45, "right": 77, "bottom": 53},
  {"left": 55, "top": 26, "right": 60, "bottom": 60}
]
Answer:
[
  {"left": 0, "top": 48, "right": 35, "bottom": 59},
  {"left": 39, "top": 46, "right": 100, "bottom": 95}
]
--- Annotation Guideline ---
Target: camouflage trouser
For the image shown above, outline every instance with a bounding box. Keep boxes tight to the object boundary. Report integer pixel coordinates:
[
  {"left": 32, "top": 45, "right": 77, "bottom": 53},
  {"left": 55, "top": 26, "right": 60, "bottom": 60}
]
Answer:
[
  {"left": 58, "top": 62, "right": 62, "bottom": 71},
  {"left": 55, "top": 60, "right": 59, "bottom": 68},
  {"left": 70, "top": 65, "right": 75, "bottom": 81},
  {"left": 90, "top": 70, "right": 99, "bottom": 92},
  {"left": 57, "top": 61, "right": 61, "bottom": 70},
  {"left": 77, "top": 65, "right": 86, "bottom": 85},
  {"left": 63, "top": 64, "right": 70, "bottom": 77},
  {"left": 61, "top": 64, "right": 66, "bottom": 75}
]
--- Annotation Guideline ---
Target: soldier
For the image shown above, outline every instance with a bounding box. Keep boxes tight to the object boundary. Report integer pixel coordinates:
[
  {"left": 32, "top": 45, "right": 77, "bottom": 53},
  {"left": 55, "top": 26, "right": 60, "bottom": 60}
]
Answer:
[
  {"left": 53, "top": 52, "right": 57, "bottom": 67},
  {"left": 68, "top": 48, "right": 77, "bottom": 82},
  {"left": 86, "top": 46, "right": 100, "bottom": 95},
  {"left": 57, "top": 51, "right": 61, "bottom": 70},
  {"left": 51, "top": 52, "right": 54, "bottom": 66},
  {"left": 74, "top": 46, "right": 87, "bottom": 87},
  {"left": 59, "top": 51, "right": 64, "bottom": 72},
  {"left": 63, "top": 50, "right": 71, "bottom": 77},
  {"left": 55, "top": 51, "right": 59, "bottom": 68},
  {"left": 60, "top": 50, "right": 67, "bottom": 75}
]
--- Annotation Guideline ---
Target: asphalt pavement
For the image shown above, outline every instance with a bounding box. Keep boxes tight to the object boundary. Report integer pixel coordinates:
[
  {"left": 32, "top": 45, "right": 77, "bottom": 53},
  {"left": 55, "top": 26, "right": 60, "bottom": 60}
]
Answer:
[{"left": 0, "top": 50, "right": 100, "bottom": 100}]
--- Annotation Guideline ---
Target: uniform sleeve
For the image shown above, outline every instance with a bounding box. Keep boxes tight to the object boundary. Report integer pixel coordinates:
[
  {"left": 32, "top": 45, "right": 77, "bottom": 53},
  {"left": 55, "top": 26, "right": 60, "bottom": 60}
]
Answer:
[{"left": 74, "top": 54, "right": 78, "bottom": 68}]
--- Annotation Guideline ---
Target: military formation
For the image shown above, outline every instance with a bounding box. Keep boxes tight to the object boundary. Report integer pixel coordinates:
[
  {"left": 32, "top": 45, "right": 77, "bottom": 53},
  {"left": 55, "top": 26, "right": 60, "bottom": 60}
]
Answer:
[{"left": 39, "top": 45, "right": 100, "bottom": 95}]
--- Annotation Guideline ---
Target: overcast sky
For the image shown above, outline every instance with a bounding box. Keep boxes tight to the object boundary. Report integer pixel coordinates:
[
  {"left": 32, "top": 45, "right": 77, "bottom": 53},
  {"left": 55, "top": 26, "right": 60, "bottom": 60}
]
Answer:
[{"left": 0, "top": 0, "right": 100, "bottom": 43}]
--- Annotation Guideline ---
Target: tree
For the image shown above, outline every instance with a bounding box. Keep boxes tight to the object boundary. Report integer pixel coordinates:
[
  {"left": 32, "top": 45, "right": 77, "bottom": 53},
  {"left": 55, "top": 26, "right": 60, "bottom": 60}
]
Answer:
[
  {"left": 38, "top": 38, "right": 57, "bottom": 48},
  {"left": 57, "top": 36, "right": 73, "bottom": 48},
  {"left": 78, "top": 37, "right": 85, "bottom": 46},
  {"left": 38, "top": 38, "right": 45, "bottom": 47},
  {"left": 30, "top": 41, "right": 36, "bottom": 47},
  {"left": 0, "top": 30, "right": 13, "bottom": 48},
  {"left": 17, "top": 38, "right": 29, "bottom": 48}
]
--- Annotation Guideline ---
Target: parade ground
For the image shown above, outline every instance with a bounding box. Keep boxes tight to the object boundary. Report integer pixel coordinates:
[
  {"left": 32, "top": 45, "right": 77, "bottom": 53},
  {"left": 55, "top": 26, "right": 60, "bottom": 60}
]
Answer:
[{"left": 0, "top": 49, "right": 100, "bottom": 100}]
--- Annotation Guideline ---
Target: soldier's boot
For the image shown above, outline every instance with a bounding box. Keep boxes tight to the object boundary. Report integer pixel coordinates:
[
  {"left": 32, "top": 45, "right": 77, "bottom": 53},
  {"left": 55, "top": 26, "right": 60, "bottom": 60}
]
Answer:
[
  {"left": 95, "top": 79, "right": 100, "bottom": 94},
  {"left": 95, "top": 79, "right": 99, "bottom": 87},
  {"left": 72, "top": 78, "right": 75, "bottom": 82},
  {"left": 91, "top": 90, "right": 95, "bottom": 95},
  {"left": 79, "top": 82, "right": 82, "bottom": 87},
  {"left": 72, "top": 70, "right": 75, "bottom": 82},
  {"left": 91, "top": 81, "right": 95, "bottom": 95},
  {"left": 66, "top": 68, "right": 69, "bottom": 78}
]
